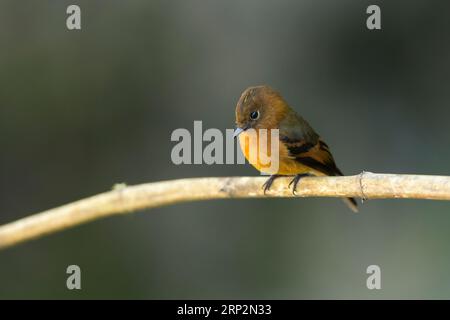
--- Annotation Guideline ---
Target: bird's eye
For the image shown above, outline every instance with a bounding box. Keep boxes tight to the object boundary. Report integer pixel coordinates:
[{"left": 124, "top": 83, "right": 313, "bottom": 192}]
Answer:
[{"left": 250, "top": 110, "right": 260, "bottom": 120}]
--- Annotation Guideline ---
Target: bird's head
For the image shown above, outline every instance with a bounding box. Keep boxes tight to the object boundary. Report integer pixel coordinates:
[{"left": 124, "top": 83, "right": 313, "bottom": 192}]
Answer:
[{"left": 234, "top": 85, "right": 289, "bottom": 138}]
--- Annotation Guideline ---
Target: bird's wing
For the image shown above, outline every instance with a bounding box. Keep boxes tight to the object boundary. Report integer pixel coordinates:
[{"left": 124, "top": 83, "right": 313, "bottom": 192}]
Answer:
[{"left": 279, "top": 112, "right": 342, "bottom": 176}]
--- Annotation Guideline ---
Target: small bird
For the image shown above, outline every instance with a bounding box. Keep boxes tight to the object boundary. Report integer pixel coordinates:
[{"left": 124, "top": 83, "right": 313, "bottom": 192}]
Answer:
[{"left": 234, "top": 85, "right": 358, "bottom": 212}]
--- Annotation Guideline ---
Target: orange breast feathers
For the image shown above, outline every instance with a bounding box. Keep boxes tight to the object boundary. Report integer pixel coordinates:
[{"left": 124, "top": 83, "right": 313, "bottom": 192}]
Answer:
[{"left": 238, "top": 129, "right": 324, "bottom": 176}]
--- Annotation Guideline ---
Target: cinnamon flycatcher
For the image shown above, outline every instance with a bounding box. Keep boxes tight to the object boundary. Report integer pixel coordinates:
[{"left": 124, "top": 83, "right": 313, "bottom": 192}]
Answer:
[{"left": 234, "top": 85, "right": 358, "bottom": 212}]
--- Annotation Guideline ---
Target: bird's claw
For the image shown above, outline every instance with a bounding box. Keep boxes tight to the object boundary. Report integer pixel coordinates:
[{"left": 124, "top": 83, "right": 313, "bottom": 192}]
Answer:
[
  {"left": 262, "top": 175, "right": 280, "bottom": 195},
  {"left": 289, "top": 173, "right": 312, "bottom": 195}
]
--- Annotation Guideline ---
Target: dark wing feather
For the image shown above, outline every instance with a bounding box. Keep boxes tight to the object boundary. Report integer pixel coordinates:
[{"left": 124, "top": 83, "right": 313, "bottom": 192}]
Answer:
[
  {"left": 279, "top": 110, "right": 358, "bottom": 212},
  {"left": 279, "top": 111, "right": 342, "bottom": 176}
]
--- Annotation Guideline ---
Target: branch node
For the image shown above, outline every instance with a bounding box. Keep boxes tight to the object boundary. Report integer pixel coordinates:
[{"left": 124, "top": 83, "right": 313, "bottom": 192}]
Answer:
[
  {"left": 359, "top": 171, "right": 368, "bottom": 202},
  {"left": 112, "top": 182, "right": 127, "bottom": 191}
]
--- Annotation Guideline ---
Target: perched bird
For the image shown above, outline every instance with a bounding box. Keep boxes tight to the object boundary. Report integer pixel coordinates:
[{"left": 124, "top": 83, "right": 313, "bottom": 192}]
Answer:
[{"left": 234, "top": 85, "right": 358, "bottom": 212}]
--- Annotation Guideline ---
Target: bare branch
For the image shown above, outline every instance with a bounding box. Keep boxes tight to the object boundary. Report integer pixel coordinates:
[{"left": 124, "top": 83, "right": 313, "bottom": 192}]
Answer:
[{"left": 1, "top": 172, "right": 450, "bottom": 250}]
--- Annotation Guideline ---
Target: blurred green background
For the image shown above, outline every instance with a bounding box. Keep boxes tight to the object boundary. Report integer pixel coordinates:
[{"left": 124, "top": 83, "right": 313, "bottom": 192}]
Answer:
[{"left": 1, "top": 0, "right": 450, "bottom": 299}]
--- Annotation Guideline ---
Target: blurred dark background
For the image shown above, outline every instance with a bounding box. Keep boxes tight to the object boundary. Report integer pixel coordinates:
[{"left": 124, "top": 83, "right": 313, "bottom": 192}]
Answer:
[{"left": 1, "top": 0, "right": 450, "bottom": 299}]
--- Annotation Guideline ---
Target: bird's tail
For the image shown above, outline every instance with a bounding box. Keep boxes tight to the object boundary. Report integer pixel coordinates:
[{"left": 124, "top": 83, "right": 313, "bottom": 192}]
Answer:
[
  {"left": 342, "top": 197, "right": 358, "bottom": 213},
  {"left": 302, "top": 156, "right": 359, "bottom": 212},
  {"left": 332, "top": 167, "right": 358, "bottom": 213}
]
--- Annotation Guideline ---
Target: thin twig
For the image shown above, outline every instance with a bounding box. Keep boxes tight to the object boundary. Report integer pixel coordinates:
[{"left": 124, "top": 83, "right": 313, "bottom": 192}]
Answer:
[{"left": 1, "top": 172, "right": 450, "bottom": 250}]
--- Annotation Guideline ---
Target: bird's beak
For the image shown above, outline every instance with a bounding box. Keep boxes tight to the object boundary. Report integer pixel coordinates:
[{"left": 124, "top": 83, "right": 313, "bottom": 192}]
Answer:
[{"left": 233, "top": 127, "right": 246, "bottom": 138}]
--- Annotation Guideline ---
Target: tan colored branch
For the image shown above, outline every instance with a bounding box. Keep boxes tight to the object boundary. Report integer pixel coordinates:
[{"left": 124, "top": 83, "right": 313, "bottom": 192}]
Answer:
[{"left": 1, "top": 172, "right": 450, "bottom": 250}]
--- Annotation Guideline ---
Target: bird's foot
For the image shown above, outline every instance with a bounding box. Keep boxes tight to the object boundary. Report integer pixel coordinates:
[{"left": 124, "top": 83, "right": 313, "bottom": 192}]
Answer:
[
  {"left": 288, "top": 173, "right": 313, "bottom": 195},
  {"left": 262, "top": 175, "right": 281, "bottom": 194}
]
